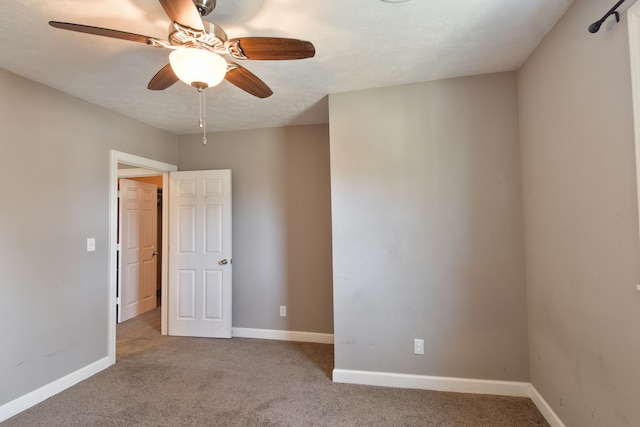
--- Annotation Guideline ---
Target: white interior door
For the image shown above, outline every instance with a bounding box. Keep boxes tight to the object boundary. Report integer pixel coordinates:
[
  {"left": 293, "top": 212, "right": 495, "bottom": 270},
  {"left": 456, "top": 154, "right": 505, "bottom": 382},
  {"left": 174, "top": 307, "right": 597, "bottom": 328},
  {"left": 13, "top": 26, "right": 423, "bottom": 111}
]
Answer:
[
  {"left": 118, "top": 178, "right": 158, "bottom": 322},
  {"left": 168, "top": 170, "right": 232, "bottom": 338}
]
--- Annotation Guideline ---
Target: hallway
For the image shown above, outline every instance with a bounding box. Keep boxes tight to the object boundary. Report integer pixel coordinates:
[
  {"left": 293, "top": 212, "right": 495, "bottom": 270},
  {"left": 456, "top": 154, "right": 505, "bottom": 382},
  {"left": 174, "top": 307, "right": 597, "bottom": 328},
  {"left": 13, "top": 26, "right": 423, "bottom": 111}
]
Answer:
[{"left": 116, "top": 307, "right": 161, "bottom": 360}]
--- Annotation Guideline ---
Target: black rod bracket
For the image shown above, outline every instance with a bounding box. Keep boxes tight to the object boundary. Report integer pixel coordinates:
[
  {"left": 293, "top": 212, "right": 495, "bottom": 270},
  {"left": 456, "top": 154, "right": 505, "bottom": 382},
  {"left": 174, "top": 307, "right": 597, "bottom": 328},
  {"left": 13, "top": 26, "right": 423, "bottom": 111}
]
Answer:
[{"left": 589, "top": 0, "right": 626, "bottom": 33}]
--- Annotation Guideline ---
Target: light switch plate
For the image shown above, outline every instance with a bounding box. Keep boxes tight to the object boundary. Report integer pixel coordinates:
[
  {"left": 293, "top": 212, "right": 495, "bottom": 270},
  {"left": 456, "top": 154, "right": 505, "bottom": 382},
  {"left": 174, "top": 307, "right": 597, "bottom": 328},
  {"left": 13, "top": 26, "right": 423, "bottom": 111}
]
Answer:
[{"left": 87, "top": 238, "right": 96, "bottom": 252}]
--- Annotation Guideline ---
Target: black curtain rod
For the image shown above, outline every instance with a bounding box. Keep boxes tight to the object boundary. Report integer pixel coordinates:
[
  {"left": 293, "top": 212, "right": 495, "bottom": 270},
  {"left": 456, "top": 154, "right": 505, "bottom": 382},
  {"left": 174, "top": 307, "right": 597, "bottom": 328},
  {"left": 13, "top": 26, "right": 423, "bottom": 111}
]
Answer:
[{"left": 589, "top": 0, "right": 627, "bottom": 33}]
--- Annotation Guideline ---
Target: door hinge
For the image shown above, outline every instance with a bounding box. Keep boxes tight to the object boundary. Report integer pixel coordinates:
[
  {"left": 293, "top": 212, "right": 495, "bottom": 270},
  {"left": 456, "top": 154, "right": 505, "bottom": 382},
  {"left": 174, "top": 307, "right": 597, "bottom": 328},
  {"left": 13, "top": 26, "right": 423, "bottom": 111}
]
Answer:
[
  {"left": 116, "top": 243, "right": 121, "bottom": 251},
  {"left": 116, "top": 297, "right": 121, "bottom": 306},
  {"left": 117, "top": 190, "right": 121, "bottom": 198}
]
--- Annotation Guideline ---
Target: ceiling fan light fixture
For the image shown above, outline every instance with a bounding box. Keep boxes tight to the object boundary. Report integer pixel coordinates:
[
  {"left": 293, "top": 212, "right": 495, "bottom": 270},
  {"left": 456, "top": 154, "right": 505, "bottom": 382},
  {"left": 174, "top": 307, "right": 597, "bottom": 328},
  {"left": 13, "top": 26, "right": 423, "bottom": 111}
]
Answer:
[{"left": 169, "top": 47, "right": 227, "bottom": 89}]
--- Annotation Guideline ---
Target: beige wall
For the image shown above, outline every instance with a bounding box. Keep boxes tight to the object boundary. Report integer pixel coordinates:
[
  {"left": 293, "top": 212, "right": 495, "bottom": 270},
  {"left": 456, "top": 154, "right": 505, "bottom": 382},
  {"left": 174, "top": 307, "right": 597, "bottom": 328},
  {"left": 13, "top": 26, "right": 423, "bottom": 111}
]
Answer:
[
  {"left": 0, "top": 68, "right": 178, "bottom": 407},
  {"left": 518, "top": 0, "right": 640, "bottom": 425},
  {"left": 329, "top": 72, "right": 529, "bottom": 379},
  {"left": 178, "top": 125, "right": 333, "bottom": 333}
]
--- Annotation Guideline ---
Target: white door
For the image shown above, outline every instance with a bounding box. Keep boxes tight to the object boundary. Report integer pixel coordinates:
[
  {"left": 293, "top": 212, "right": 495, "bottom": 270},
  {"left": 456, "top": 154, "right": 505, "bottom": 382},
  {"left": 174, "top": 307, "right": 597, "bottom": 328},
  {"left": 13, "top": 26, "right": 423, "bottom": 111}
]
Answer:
[
  {"left": 118, "top": 179, "right": 158, "bottom": 322},
  {"left": 168, "top": 170, "right": 232, "bottom": 338}
]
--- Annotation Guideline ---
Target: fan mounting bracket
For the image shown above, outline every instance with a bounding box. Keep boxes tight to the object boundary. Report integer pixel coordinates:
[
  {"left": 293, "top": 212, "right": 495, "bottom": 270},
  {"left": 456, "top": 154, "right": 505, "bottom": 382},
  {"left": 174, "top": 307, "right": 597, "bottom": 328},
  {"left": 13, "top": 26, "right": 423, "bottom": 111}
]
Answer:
[
  {"left": 194, "top": 0, "right": 217, "bottom": 17},
  {"left": 225, "top": 39, "right": 247, "bottom": 60}
]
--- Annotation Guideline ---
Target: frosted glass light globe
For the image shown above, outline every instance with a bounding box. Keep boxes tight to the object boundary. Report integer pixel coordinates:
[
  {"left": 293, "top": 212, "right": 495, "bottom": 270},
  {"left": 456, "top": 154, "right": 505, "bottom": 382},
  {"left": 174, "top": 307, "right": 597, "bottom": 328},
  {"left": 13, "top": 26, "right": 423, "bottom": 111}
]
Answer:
[{"left": 169, "top": 48, "right": 227, "bottom": 89}]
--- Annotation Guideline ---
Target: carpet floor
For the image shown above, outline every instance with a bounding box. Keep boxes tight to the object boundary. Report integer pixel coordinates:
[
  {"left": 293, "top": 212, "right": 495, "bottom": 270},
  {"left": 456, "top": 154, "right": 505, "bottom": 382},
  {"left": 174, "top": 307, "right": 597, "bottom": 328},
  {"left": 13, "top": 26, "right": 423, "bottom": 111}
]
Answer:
[{"left": 3, "top": 308, "right": 549, "bottom": 426}]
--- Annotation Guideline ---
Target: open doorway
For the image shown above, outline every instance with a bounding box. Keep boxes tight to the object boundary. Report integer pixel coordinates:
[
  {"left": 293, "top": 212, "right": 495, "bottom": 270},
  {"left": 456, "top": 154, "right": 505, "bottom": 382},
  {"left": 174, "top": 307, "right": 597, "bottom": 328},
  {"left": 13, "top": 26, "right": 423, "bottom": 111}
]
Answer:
[{"left": 108, "top": 150, "right": 177, "bottom": 364}]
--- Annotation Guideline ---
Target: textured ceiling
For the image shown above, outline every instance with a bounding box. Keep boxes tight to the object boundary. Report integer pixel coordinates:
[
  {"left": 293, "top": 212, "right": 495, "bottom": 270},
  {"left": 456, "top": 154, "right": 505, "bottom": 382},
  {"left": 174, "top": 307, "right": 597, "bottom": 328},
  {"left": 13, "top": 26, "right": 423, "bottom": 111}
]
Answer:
[{"left": 0, "top": 0, "right": 573, "bottom": 135}]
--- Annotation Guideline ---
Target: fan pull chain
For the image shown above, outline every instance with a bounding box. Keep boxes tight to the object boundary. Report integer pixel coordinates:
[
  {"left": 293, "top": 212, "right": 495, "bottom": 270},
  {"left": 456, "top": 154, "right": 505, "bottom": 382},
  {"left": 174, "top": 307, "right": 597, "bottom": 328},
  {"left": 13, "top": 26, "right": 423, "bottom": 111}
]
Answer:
[{"left": 198, "top": 87, "right": 207, "bottom": 145}]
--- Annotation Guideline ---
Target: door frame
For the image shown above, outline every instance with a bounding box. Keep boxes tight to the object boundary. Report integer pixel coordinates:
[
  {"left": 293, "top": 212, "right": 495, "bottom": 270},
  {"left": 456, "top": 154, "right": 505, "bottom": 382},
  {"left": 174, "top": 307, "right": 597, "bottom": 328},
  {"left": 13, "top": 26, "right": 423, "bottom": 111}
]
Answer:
[
  {"left": 108, "top": 150, "right": 177, "bottom": 363},
  {"left": 628, "top": 2, "right": 640, "bottom": 246}
]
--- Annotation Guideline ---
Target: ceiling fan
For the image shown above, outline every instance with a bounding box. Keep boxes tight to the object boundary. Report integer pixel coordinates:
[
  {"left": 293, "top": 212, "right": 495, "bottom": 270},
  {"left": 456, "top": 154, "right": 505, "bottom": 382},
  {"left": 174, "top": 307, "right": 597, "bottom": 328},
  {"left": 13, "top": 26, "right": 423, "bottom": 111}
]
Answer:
[{"left": 48, "top": 0, "right": 316, "bottom": 99}]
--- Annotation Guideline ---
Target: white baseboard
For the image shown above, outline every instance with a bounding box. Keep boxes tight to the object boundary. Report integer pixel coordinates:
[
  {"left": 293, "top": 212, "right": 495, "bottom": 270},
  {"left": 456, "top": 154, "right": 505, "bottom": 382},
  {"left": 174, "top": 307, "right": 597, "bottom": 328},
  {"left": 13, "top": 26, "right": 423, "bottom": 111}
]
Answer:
[
  {"left": 332, "top": 369, "right": 531, "bottom": 397},
  {"left": 0, "top": 356, "right": 112, "bottom": 423},
  {"left": 529, "top": 384, "right": 567, "bottom": 427},
  {"left": 0, "top": 351, "right": 565, "bottom": 427},
  {"left": 332, "top": 369, "right": 568, "bottom": 427},
  {"left": 232, "top": 327, "right": 334, "bottom": 344}
]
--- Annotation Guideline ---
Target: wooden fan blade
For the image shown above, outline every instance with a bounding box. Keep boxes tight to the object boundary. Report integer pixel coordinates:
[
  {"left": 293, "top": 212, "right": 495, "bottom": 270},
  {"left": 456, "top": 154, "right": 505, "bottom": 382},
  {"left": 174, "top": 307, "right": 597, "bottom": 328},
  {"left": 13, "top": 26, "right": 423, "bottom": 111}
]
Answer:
[
  {"left": 228, "top": 37, "right": 315, "bottom": 60},
  {"left": 225, "top": 62, "right": 273, "bottom": 98},
  {"left": 148, "top": 64, "right": 179, "bottom": 90},
  {"left": 158, "top": 0, "right": 205, "bottom": 32},
  {"left": 49, "top": 21, "right": 154, "bottom": 44}
]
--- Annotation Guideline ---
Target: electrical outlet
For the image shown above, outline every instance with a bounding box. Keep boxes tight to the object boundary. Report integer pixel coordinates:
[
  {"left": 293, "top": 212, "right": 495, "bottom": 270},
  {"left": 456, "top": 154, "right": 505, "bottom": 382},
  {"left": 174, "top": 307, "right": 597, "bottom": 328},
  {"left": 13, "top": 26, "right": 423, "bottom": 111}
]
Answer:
[
  {"left": 414, "top": 339, "right": 424, "bottom": 355},
  {"left": 280, "top": 306, "right": 286, "bottom": 317}
]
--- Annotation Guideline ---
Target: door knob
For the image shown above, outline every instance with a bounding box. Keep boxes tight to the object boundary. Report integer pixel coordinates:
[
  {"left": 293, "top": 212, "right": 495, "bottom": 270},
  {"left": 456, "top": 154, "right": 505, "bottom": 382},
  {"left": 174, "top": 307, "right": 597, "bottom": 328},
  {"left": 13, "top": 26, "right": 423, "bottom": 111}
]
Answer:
[
  {"left": 152, "top": 251, "right": 159, "bottom": 256},
  {"left": 219, "top": 259, "right": 228, "bottom": 265}
]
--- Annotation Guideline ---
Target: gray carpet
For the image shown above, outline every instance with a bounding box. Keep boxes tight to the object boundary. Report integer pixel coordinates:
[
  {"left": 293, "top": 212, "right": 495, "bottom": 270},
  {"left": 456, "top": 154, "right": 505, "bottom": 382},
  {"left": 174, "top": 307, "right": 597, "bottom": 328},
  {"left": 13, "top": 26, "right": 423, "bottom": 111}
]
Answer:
[{"left": 4, "top": 308, "right": 548, "bottom": 426}]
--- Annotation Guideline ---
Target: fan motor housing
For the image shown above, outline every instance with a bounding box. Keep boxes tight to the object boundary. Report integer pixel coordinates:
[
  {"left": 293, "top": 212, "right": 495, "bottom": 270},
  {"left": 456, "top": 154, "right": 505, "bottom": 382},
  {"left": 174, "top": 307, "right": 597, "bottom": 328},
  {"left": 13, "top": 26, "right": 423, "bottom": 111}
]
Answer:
[
  {"left": 194, "top": 0, "right": 216, "bottom": 16},
  {"left": 168, "top": 21, "right": 228, "bottom": 51}
]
